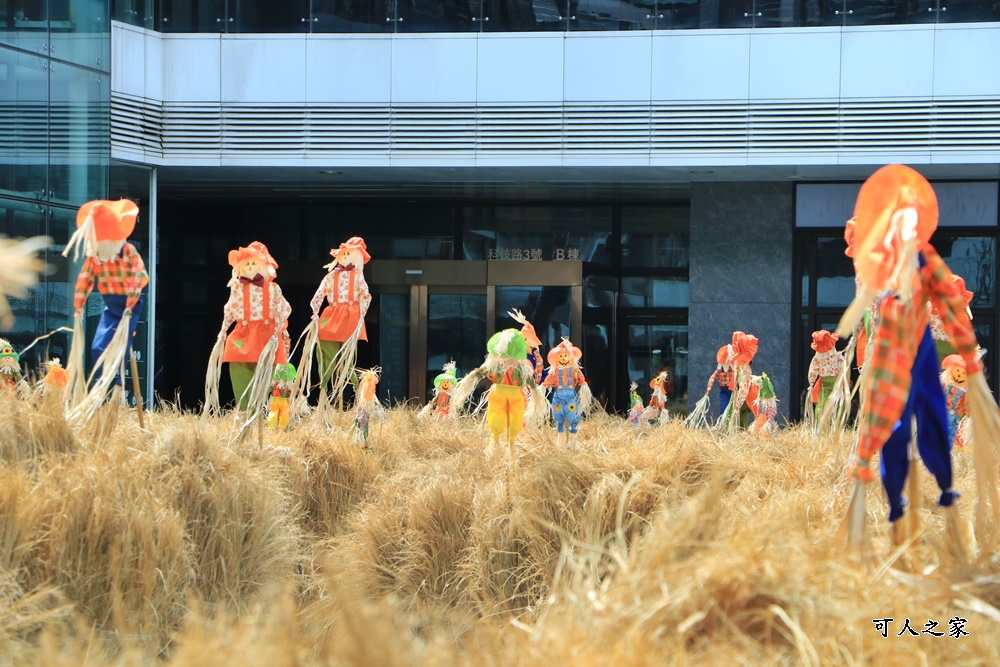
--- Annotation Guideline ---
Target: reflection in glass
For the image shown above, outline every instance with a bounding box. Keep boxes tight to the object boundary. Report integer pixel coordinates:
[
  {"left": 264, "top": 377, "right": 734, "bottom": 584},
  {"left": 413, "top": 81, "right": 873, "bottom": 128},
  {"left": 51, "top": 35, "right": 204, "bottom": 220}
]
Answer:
[
  {"left": 583, "top": 323, "right": 610, "bottom": 408},
  {"left": 159, "top": 0, "right": 227, "bottom": 32},
  {"left": 846, "top": 0, "right": 932, "bottom": 25},
  {"left": 620, "top": 276, "right": 689, "bottom": 308},
  {"left": 0, "top": 46, "right": 49, "bottom": 202},
  {"left": 464, "top": 206, "right": 612, "bottom": 265},
  {"left": 428, "top": 293, "right": 486, "bottom": 398},
  {"left": 113, "top": 0, "right": 157, "bottom": 28},
  {"left": 481, "top": 0, "right": 549, "bottom": 30},
  {"left": 311, "top": 0, "right": 394, "bottom": 32},
  {"left": 0, "top": 0, "right": 48, "bottom": 55},
  {"left": 934, "top": 236, "right": 996, "bottom": 308},
  {"left": 237, "top": 0, "right": 310, "bottom": 31},
  {"left": 397, "top": 0, "right": 478, "bottom": 31},
  {"left": 937, "top": 0, "right": 1000, "bottom": 23},
  {"left": 49, "top": 0, "right": 110, "bottom": 69},
  {"left": 584, "top": 274, "right": 616, "bottom": 308},
  {"left": 815, "top": 236, "right": 854, "bottom": 308},
  {"left": 379, "top": 293, "right": 410, "bottom": 404},
  {"left": 569, "top": 0, "right": 657, "bottom": 31},
  {"left": 626, "top": 324, "right": 688, "bottom": 413},
  {"left": 495, "top": 286, "right": 571, "bottom": 353},
  {"left": 621, "top": 206, "right": 689, "bottom": 269},
  {"left": 48, "top": 60, "right": 110, "bottom": 207}
]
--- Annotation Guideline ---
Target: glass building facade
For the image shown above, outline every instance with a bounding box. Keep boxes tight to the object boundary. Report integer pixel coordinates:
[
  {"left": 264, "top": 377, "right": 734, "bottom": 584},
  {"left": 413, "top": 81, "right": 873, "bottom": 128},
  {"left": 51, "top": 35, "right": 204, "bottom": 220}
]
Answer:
[
  {"left": 111, "top": 0, "right": 1000, "bottom": 33},
  {"left": 0, "top": 3, "right": 152, "bottom": 402}
]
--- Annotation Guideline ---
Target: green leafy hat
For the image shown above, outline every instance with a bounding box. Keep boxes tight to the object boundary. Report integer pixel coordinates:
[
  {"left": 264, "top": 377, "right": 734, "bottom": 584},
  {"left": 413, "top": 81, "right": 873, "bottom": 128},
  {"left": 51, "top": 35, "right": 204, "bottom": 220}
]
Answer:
[
  {"left": 272, "top": 363, "right": 296, "bottom": 383},
  {"left": 433, "top": 361, "right": 458, "bottom": 389},
  {"left": 0, "top": 339, "right": 18, "bottom": 363},
  {"left": 487, "top": 329, "right": 528, "bottom": 360},
  {"left": 757, "top": 373, "right": 775, "bottom": 400}
]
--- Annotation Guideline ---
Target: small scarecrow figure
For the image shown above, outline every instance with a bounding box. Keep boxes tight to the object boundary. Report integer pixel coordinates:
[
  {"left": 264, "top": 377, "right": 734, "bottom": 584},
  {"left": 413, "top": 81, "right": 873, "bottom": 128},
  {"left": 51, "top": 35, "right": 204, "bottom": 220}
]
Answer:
[
  {"left": 930, "top": 274, "right": 974, "bottom": 363},
  {"left": 451, "top": 329, "right": 546, "bottom": 458},
  {"left": 626, "top": 382, "right": 646, "bottom": 425},
  {"left": 837, "top": 164, "right": 1000, "bottom": 554},
  {"left": 508, "top": 309, "right": 545, "bottom": 384},
  {"left": 62, "top": 199, "right": 148, "bottom": 419},
  {"left": 354, "top": 367, "right": 383, "bottom": 449},
  {"left": 420, "top": 361, "right": 458, "bottom": 419},
  {"left": 294, "top": 237, "right": 372, "bottom": 407},
  {"left": 641, "top": 371, "right": 669, "bottom": 425},
  {"left": 940, "top": 354, "right": 970, "bottom": 449},
  {"left": 205, "top": 241, "right": 291, "bottom": 417},
  {"left": 0, "top": 340, "right": 27, "bottom": 394},
  {"left": 541, "top": 337, "right": 592, "bottom": 445},
  {"left": 41, "top": 358, "right": 69, "bottom": 392},
  {"left": 752, "top": 373, "right": 778, "bottom": 434},
  {"left": 719, "top": 331, "right": 759, "bottom": 434},
  {"left": 267, "top": 363, "right": 297, "bottom": 431},
  {"left": 807, "top": 330, "right": 844, "bottom": 420},
  {"left": 687, "top": 345, "right": 736, "bottom": 428}
]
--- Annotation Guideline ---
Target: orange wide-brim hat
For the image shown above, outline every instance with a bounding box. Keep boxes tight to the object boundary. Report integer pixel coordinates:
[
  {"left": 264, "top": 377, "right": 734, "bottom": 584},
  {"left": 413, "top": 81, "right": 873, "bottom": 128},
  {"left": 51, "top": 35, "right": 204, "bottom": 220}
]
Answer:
[
  {"left": 952, "top": 274, "right": 974, "bottom": 305},
  {"left": 332, "top": 236, "right": 371, "bottom": 264},
  {"left": 844, "top": 217, "right": 857, "bottom": 259},
  {"left": 941, "top": 354, "right": 966, "bottom": 371},
  {"left": 716, "top": 345, "right": 730, "bottom": 366},
  {"left": 811, "top": 330, "right": 838, "bottom": 353},
  {"left": 729, "top": 331, "right": 758, "bottom": 365},
  {"left": 77, "top": 199, "right": 138, "bottom": 242},
  {"left": 853, "top": 164, "right": 938, "bottom": 291},
  {"left": 229, "top": 240, "right": 278, "bottom": 271},
  {"left": 546, "top": 340, "right": 582, "bottom": 366}
]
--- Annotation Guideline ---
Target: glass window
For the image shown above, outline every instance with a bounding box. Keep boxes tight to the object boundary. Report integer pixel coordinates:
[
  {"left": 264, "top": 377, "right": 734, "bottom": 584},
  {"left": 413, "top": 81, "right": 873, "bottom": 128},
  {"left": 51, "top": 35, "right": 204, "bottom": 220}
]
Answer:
[
  {"left": 337, "top": 205, "right": 455, "bottom": 260},
  {"left": 620, "top": 276, "right": 689, "bottom": 308},
  {"left": 48, "top": 60, "right": 110, "bottom": 207},
  {"left": 463, "top": 206, "right": 612, "bottom": 266},
  {"left": 621, "top": 206, "right": 690, "bottom": 269},
  {"left": 396, "top": 0, "right": 479, "bottom": 32},
  {"left": 481, "top": 0, "right": 551, "bottom": 30},
  {"left": 937, "top": 0, "right": 1000, "bottom": 24},
  {"left": 427, "top": 292, "right": 485, "bottom": 397},
  {"left": 626, "top": 324, "right": 688, "bottom": 413},
  {"left": 0, "top": 46, "right": 49, "bottom": 202},
  {"left": 0, "top": 0, "right": 49, "bottom": 55},
  {"left": 583, "top": 322, "right": 610, "bottom": 408},
  {"left": 113, "top": 0, "right": 158, "bottom": 29},
  {"left": 237, "top": 0, "right": 310, "bottom": 32},
  {"left": 494, "top": 285, "right": 571, "bottom": 352},
  {"left": 568, "top": 0, "right": 657, "bottom": 31},
  {"left": 584, "top": 274, "right": 616, "bottom": 308},
  {"left": 160, "top": 0, "right": 227, "bottom": 32},
  {"left": 378, "top": 293, "right": 410, "bottom": 404},
  {"left": 933, "top": 236, "right": 996, "bottom": 308},
  {"left": 49, "top": 0, "right": 111, "bottom": 71},
  {"left": 311, "top": 0, "right": 395, "bottom": 32},
  {"left": 815, "top": 236, "right": 855, "bottom": 308}
]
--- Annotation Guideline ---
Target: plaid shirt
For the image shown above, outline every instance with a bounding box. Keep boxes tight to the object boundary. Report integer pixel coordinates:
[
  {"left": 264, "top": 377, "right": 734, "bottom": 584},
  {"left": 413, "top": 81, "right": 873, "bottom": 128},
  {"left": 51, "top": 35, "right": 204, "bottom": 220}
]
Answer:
[
  {"left": 73, "top": 243, "right": 149, "bottom": 310},
  {"left": 855, "top": 244, "right": 981, "bottom": 467}
]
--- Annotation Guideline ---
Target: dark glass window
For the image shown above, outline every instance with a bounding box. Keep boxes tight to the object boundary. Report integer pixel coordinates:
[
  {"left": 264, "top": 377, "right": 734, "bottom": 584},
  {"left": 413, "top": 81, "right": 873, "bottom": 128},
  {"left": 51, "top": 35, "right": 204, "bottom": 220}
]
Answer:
[
  {"left": 815, "top": 236, "right": 855, "bottom": 308},
  {"left": 620, "top": 276, "right": 689, "bottom": 308},
  {"left": 463, "top": 206, "right": 612, "bottom": 266},
  {"left": 933, "top": 236, "right": 996, "bottom": 308},
  {"left": 621, "top": 206, "right": 689, "bottom": 269},
  {"left": 494, "top": 285, "right": 572, "bottom": 351}
]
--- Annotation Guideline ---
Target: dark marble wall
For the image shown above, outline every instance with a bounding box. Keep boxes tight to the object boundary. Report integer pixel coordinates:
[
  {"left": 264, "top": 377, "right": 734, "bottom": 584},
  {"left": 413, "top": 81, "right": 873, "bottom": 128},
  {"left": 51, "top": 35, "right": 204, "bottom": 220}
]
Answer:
[{"left": 688, "top": 182, "right": 794, "bottom": 423}]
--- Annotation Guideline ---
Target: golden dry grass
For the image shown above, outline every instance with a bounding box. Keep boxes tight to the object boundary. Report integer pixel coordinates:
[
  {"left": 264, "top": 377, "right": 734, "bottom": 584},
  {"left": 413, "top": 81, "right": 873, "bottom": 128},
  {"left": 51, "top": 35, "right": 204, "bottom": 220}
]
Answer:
[{"left": 0, "top": 391, "right": 998, "bottom": 665}]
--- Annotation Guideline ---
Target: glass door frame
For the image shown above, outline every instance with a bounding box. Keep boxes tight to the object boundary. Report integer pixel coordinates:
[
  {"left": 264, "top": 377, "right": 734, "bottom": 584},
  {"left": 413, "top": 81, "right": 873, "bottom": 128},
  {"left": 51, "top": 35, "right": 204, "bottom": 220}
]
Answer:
[
  {"left": 616, "top": 310, "right": 688, "bottom": 416},
  {"left": 369, "top": 259, "right": 583, "bottom": 404}
]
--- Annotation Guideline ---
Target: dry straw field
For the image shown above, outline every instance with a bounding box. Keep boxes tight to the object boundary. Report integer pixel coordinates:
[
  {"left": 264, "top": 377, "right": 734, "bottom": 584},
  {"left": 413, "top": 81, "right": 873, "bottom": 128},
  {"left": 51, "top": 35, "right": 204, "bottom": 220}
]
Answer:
[{"left": 0, "top": 392, "right": 998, "bottom": 666}]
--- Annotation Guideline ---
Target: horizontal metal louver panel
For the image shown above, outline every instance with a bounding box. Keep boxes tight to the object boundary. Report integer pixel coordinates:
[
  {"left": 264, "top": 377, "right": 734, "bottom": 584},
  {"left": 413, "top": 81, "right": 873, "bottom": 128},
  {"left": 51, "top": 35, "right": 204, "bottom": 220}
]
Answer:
[{"left": 111, "top": 94, "right": 1000, "bottom": 161}]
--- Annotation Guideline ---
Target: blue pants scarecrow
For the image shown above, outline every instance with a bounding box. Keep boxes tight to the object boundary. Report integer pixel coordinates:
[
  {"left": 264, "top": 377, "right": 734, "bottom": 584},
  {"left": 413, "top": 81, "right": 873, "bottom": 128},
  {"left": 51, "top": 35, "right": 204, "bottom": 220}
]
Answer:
[
  {"left": 552, "top": 387, "right": 581, "bottom": 434},
  {"left": 91, "top": 294, "right": 144, "bottom": 386}
]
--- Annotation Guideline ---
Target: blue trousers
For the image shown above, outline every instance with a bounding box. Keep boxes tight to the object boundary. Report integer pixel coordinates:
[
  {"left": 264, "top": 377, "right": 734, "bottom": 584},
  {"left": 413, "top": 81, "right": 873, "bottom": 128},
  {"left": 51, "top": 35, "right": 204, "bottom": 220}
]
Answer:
[
  {"left": 91, "top": 294, "right": 144, "bottom": 386},
  {"left": 879, "top": 326, "right": 957, "bottom": 522},
  {"left": 552, "top": 387, "right": 581, "bottom": 433},
  {"left": 719, "top": 387, "right": 732, "bottom": 416}
]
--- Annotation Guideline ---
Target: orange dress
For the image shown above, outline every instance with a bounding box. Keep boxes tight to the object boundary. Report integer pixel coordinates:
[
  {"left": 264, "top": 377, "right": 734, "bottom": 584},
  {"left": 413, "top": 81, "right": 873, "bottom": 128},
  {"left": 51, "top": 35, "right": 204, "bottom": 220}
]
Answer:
[
  {"left": 222, "top": 280, "right": 291, "bottom": 364},
  {"left": 311, "top": 268, "right": 372, "bottom": 343}
]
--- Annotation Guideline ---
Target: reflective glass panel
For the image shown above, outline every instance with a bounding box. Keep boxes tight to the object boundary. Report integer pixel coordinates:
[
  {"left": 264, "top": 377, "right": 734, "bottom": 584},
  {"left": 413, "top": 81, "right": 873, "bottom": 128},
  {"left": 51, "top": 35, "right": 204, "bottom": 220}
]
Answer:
[
  {"left": 396, "top": 0, "right": 479, "bottom": 31},
  {"left": 584, "top": 274, "right": 616, "bottom": 308},
  {"left": 620, "top": 276, "right": 689, "bottom": 308},
  {"left": 49, "top": 0, "right": 110, "bottom": 71},
  {"left": 311, "top": 0, "right": 395, "bottom": 32},
  {"left": 621, "top": 206, "right": 689, "bottom": 269},
  {"left": 463, "top": 206, "right": 612, "bottom": 266},
  {"left": 494, "top": 285, "right": 572, "bottom": 353},
  {"left": 937, "top": 0, "right": 1000, "bottom": 23},
  {"left": 0, "top": 0, "right": 48, "bottom": 55},
  {"left": 333, "top": 206, "right": 455, "bottom": 260},
  {"left": 656, "top": 0, "right": 704, "bottom": 29},
  {"left": 0, "top": 46, "right": 49, "bottom": 202},
  {"left": 112, "top": 0, "right": 158, "bottom": 29},
  {"left": 583, "top": 323, "right": 610, "bottom": 409},
  {"left": 237, "top": 0, "right": 310, "bottom": 32},
  {"left": 845, "top": 0, "right": 932, "bottom": 25},
  {"left": 626, "top": 324, "right": 688, "bottom": 413},
  {"left": 815, "top": 236, "right": 855, "bottom": 308},
  {"left": 569, "top": 0, "right": 658, "bottom": 31},
  {"left": 48, "top": 60, "right": 109, "bottom": 207},
  {"left": 481, "top": 0, "right": 552, "bottom": 30},
  {"left": 379, "top": 293, "right": 410, "bottom": 404},
  {"left": 933, "top": 236, "right": 996, "bottom": 308},
  {"left": 160, "top": 0, "right": 227, "bottom": 32},
  {"left": 428, "top": 293, "right": 486, "bottom": 398},
  {"left": 715, "top": 0, "right": 753, "bottom": 27}
]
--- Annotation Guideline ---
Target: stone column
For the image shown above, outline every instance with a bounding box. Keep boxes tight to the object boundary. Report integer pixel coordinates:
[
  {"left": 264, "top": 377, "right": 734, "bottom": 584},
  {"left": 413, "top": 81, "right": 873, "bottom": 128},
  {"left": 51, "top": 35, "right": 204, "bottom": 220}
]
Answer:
[{"left": 689, "top": 182, "right": 794, "bottom": 422}]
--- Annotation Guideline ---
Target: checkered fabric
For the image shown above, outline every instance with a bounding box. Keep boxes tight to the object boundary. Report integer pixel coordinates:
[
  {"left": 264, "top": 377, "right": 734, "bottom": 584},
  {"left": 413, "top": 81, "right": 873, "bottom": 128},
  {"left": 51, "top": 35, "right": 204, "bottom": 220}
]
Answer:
[
  {"left": 855, "top": 244, "right": 981, "bottom": 467},
  {"left": 74, "top": 243, "right": 149, "bottom": 310}
]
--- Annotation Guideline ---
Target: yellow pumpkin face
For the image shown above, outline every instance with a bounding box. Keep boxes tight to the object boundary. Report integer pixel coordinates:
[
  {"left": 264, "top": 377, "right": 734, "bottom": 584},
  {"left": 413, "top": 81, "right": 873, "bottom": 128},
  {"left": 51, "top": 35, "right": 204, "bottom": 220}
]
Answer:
[
  {"left": 556, "top": 351, "right": 573, "bottom": 367},
  {"left": 438, "top": 379, "right": 453, "bottom": 392},
  {"left": 949, "top": 365, "right": 967, "bottom": 387}
]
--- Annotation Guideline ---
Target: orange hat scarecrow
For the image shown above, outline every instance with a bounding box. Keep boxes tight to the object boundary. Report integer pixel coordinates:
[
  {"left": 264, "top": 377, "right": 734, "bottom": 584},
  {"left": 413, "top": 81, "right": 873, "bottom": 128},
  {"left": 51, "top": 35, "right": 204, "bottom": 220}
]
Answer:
[
  {"left": 63, "top": 199, "right": 139, "bottom": 261},
  {"left": 728, "top": 331, "right": 758, "bottom": 366},
  {"left": 716, "top": 345, "right": 730, "bottom": 367},
  {"left": 546, "top": 338, "right": 582, "bottom": 367},
  {"left": 325, "top": 236, "right": 371, "bottom": 269},
  {"left": 811, "top": 330, "right": 838, "bottom": 353}
]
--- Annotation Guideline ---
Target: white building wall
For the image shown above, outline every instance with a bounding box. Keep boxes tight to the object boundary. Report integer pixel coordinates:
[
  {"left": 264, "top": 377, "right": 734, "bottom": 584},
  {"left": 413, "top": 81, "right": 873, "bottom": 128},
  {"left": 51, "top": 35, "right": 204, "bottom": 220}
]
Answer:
[{"left": 110, "top": 21, "right": 1000, "bottom": 167}]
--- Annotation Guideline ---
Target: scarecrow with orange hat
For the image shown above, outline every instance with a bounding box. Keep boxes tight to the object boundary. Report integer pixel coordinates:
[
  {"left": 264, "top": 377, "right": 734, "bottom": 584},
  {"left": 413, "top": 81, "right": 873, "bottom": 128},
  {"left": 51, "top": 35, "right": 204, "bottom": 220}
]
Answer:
[
  {"left": 354, "top": 367, "right": 383, "bottom": 449},
  {"left": 626, "top": 382, "right": 645, "bottom": 425},
  {"left": 940, "top": 354, "right": 971, "bottom": 449},
  {"left": 807, "top": 330, "right": 844, "bottom": 420},
  {"left": 719, "top": 331, "right": 759, "bottom": 434},
  {"left": 204, "top": 241, "right": 291, "bottom": 416},
  {"left": 642, "top": 371, "right": 670, "bottom": 425},
  {"left": 293, "top": 237, "right": 372, "bottom": 407},
  {"left": 541, "top": 337, "right": 592, "bottom": 445},
  {"left": 685, "top": 345, "right": 734, "bottom": 429},
  {"left": 62, "top": 199, "right": 148, "bottom": 417},
  {"left": 837, "top": 164, "right": 1000, "bottom": 552},
  {"left": 508, "top": 310, "right": 545, "bottom": 384}
]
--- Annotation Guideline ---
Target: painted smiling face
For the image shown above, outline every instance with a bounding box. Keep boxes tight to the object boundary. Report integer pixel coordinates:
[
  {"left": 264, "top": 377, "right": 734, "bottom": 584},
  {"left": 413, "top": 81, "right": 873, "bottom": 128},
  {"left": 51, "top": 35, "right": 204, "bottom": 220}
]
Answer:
[
  {"left": 438, "top": 379, "right": 453, "bottom": 393},
  {"left": 949, "top": 365, "right": 967, "bottom": 387},
  {"left": 556, "top": 350, "right": 573, "bottom": 368},
  {"left": 238, "top": 257, "right": 264, "bottom": 281},
  {"left": 337, "top": 248, "right": 364, "bottom": 270}
]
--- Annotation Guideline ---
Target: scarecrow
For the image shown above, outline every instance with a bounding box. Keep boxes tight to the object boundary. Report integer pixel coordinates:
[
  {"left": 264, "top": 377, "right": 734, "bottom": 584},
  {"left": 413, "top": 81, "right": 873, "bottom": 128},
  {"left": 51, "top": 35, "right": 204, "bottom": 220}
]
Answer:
[
  {"left": 837, "top": 164, "right": 1000, "bottom": 554},
  {"left": 0, "top": 340, "right": 26, "bottom": 394},
  {"left": 719, "top": 331, "right": 759, "bottom": 434},
  {"left": 541, "top": 337, "right": 592, "bottom": 445},
  {"left": 686, "top": 344, "right": 735, "bottom": 428},
  {"left": 294, "top": 237, "right": 371, "bottom": 406},
  {"left": 642, "top": 371, "right": 670, "bottom": 425},
  {"left": 62, "top": 199, "right": 148, "bottom": 421},
  {"left": 807, "top": 330, "right": 844, "bottom": 420},
  {"left": 267, "top": 363, "right": 297, "bottom": 431},
  {"left": 940, "top": 354, "right": 970, "bottom": 449},
  {"left": 626, "top": 382, "right": 646, "bottom": 425},
  {"left": 204, "top": 241, "right": 291, "bottom": 417},
  {"left": 752, "top": 373, "right": 778, "bottom": 434},
  {"left": 508, "top": 309, "right": 545, "bottom": 384},
  {"left": 931, "top": 274, "right": 974, "bottom": 362},
  {"left": 451, "top": 328, "right": 546, "bottom": 458},
  {"left": 354, "top": 367, "right": 383, "bottom": 449},
  {"left": 41, "top": 358, "right": 69, "bottom": 391},
  {"left": 419, "top": 361, "right": 458, "bottom": 419}
]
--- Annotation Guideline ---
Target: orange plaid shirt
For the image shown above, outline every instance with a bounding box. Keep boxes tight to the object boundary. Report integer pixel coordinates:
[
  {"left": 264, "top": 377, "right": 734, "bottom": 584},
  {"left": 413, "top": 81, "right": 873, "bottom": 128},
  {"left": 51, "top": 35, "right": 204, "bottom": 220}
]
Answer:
[
  {"left": 73, "top": 243, "right": 149, "bottom": 311},
  {"left": 855, "top": 244, "right": 981, "bottom": 468}
]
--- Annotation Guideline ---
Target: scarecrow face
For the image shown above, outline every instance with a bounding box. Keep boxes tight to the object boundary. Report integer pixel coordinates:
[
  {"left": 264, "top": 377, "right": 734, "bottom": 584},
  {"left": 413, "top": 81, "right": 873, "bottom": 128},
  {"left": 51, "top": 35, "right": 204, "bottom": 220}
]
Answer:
[
  {"left": 238, "top": 257, "right": 263, "bottom": 280},
  {"left": 949, "top": 365, "right": 967, "bottom": 387},
  {"left": 438, "top": 379, "right": 453, "bottom": 393},
  {"left": 338, "top": 248, "right": 363, "bottom": 269},
  {"left": 556, "top": 350, "right": 573, "bottom": 367},
  {"left": 0, "top": 345, "right": 17, "bottom": 370}
]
